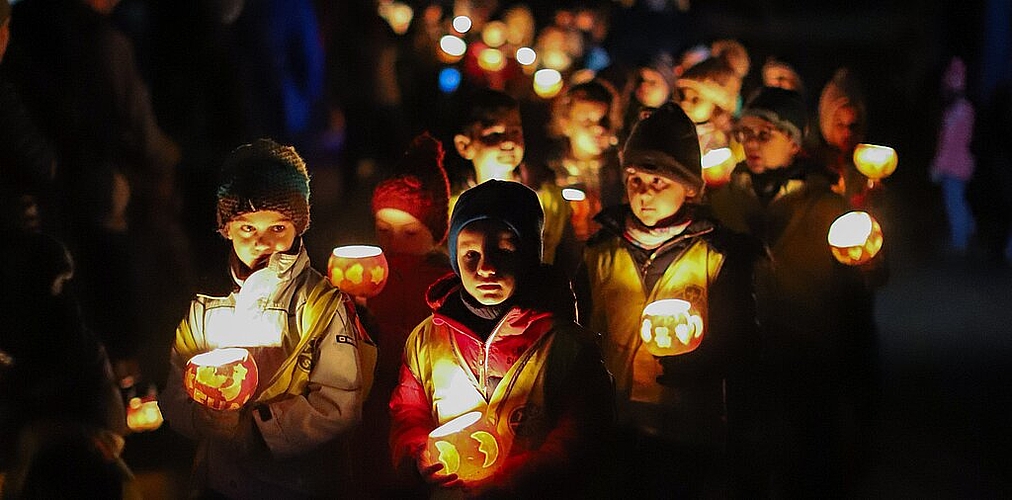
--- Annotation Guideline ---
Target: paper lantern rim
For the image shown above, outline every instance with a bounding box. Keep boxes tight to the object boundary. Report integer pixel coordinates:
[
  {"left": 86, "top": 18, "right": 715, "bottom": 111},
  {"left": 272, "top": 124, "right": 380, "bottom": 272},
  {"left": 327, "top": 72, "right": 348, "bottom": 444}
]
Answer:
[
  {"left": 332, "top": 244, "right": 384, "bottom": 259},
  {"left": 642, "top": 298, "right": 692, "bottom": 316},
  {"left": 828, "top": 211, "right": 874, "bottom": 247},
  {"left": 429, "top": 411, "right": 484, "bottom": 438},
  {"left": 187, "top": 347, "right": 252, "bottom": 367},
  {"left": 562, "top": 187, "right": 586, "bottom": 201}
]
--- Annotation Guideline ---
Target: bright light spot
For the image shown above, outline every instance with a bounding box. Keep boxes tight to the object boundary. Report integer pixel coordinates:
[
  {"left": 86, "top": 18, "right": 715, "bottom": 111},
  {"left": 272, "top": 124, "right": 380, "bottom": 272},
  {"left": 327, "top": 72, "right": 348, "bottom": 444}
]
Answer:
[
  {"left": 452, "top": 15, "right": 472, "bottom": 34},
  {"left": 701, "top": 148, "right": 732, "bottom": 169},
  {"left": 332, "top": 245, "right": 383, "bottom": 258},
  {"left": 478, "top": 48, "right": 506, "bottom": 72},
  {"left": 429, "top": 411, "right": 483, "bottom": 438},
  {"left": 643, "top": 299, "right": 691, "bottom": 316},
  {"left": 188, "top": 347, "right": 251, "bottom": 367},
  {"left": 439, "top": 67, "right": 462, "bottom": 93},
  {"left": 828, "top": 211, "right": 873, "bottom": 247},
  {"left": 533, "top": 68, "right": 563, "bottom": 98},
  {"left": 378, "top": 1, "right": 414, "bottom": 35},
  {"left": 515, "top": 46, "right": 536, "bottom": 65},
  {"left": 561, "top": 188, "right": 586, "bottom": 201},
  {"left": 481, "top": 20, "right": 507, "bottom": 48},
  {"left": 440, "top": 35, "right": 467, "bottom": 57}
]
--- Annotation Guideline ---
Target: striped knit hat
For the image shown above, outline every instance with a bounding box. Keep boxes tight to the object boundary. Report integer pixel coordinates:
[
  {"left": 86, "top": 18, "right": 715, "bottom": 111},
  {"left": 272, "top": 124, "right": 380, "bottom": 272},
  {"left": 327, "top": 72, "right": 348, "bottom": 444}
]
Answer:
[{"left": 216, "top": 139, "right": 311, "bottom": 236}]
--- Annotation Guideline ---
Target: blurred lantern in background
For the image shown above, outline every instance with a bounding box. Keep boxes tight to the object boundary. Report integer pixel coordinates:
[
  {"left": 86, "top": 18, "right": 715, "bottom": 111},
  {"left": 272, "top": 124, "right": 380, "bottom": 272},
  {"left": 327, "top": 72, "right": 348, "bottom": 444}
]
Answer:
[
  {"left": 515, "top": 47, "right": 536, "bottom": 66},
  {"left": 328, "top": 245, "right": 389, "bottom": 298},
  {"left": 853, "top": 143, "right": 898, "bottom": 186},
  {"left": 478, "top": 47, "right": 506, "bottom": 72},
  {"left": 126, "top": 385, "right": 163, "bottom": 432},
  {"left": 377, "top": 0, "right": 414, "bottom": 35},
  {"left": 701, "top": 147, "right": 734, "bottom": 188},
  {"left": 426, "top": 411, "right": 502, "bottom": 483},
  {"left": 828, "top": 211, "right": 884, "bottom": 266},
  {"left": 439, "top": 34, "right": 467, "bottom": 64},
  {"left": 533, "top": 68, "right": 563, "bottom": 98},
  {"left": 481, "top": 20, "right": 507, "bottom": 48},
  {"left": 639, "top": 299, "right": 705, "bottom": 356},
  {"left": 562, "top": 187, "right": 593, "bottom": 240},
  {"left": 184, "top": 348, "right": 259, "bottom": 411},
  {"left": 452, "top": 15, "right": 472, "bottom": 34},
  {"left": 439, "top": 67, "right": 462, "bottom": 93}
]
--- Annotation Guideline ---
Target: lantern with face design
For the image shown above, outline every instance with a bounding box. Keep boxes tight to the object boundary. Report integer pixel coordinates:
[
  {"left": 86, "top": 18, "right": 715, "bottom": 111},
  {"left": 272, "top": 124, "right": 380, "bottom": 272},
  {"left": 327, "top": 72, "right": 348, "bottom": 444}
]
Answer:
[
  {"left": 328, "top": 245, "right": 389, "bottom": 298},
  {"left": 639, "top": 299, "right": 705, "bottom": 356},
  {"left": 184, "top": 347, "right": 259, "bottom": 411},
  {"left": 853, "top": 144, "right": 898, "bottom": 182},
  {"left": 426, "top": 411, "right": 502, "bottom": 483},
  {"left": 828, "top": 210, "right": 884, "bottom": 266}
]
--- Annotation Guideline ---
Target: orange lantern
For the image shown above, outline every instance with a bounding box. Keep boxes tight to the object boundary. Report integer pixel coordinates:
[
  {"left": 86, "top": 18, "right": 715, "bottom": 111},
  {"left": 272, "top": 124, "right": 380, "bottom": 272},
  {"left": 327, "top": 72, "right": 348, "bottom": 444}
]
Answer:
[
  {"left": 477, "top": 47, "right": 506, "bottom": 72},
  {"left": 853, "top": 144, "right": 898, "bottom": 182},
  {"left": 639, "top": 299, "right": 705, "bottom": 356},
  {"left": 828, "top": 210, "right": 884, "bottom": 266},
  {"left": 184, "top": 347, "right": 259, "bottom": 411},
  {"left": 328, "top": 245, "right": 389, "bottom": 298},
  {"left": 126, "top": 387, "right": 164, "bottom": 432},
  {"left": 533, "top": 68, "right": 563, "bottom": 99},
  {"left": 701, "top": 147, "right": 734, "bottom": 188},
  {"left": 426, "top": 411, "right": 502, "bottom": 483},
  {"left": 438, "top": 34, "right": 467, "bottom": 64}
]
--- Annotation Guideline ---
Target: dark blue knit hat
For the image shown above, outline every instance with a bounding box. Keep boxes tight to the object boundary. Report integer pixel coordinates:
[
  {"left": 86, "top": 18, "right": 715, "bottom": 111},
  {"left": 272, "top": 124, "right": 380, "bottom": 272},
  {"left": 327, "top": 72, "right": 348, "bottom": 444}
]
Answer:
[{"left": 447, "top": 180, "right": 544, "bottom": 275}]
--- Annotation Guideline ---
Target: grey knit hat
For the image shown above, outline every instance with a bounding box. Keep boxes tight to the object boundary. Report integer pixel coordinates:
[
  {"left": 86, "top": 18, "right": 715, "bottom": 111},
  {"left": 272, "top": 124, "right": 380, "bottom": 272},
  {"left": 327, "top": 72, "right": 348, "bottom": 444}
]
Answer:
[
  {"left": 216, "top": 139, "right": 311, "bottom": 236},
  {"left": 741, "top": 86, "right": 808, "bottom": 144},
  {"left": 447, "top": 180, "right": 544, "bottom": 275},
  {"left": 621, "top": 101, "right": 704, "bottom": 196}
]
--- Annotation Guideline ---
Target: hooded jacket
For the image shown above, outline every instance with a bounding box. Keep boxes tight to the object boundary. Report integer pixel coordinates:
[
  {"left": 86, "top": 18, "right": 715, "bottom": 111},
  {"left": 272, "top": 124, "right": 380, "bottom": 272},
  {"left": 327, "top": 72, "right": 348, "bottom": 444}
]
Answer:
[{"left": 389, "top": 266, "right": 614, "bottom": 497}]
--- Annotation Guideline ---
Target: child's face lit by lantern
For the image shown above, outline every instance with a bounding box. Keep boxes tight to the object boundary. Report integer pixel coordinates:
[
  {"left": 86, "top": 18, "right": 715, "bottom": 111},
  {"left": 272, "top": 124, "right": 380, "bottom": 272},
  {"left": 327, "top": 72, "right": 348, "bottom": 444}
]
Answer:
[
  {"left": 456, "top": 220, "right": 518, "bottom": 306},
  {"left": 375, "top": 208, "right": 437, "bottom": 256},
  {"left": 735, "top": 115, "right": 800, "bottom": 174},
  {"left": 678, "top": 86, "right": 716, "bottom": 124},
  {"left": 225, "top": 210, "right": 297, "bottom": 270},
  {"left": 625, "top": 168, "right": 691, "bottom": 227},
  {"left": 562, "top": 99, "right": 611, "bottom": 159},
  {"left": 824, "top": 104, "right": 860, "bottom": 153},
  {"left": 455, "top": 109, "right": 525, "bottom": 177},
  {"left": 635, "top": 68, "right": 670, "bottom": 108}
]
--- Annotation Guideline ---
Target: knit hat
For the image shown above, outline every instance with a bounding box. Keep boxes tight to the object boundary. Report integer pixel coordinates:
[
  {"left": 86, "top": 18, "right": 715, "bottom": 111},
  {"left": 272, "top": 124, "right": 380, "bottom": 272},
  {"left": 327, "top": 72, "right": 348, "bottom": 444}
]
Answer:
[
  {"left": 447, "top": 180, "right": 544, "bottom": 275},
  {"left": 762, "top": 57, "right": 806, "bottom": 96},
  {"left": 677, "top": 56, "right": 739, "bottom": 113},
  {"left": 371, "top": 132, "right": 451, "bottom": 244},
  {"left": 741, "top": 86, "right": 808, "bottom": 144},
  {"left": 818, "top": 68, "right": 866, "bottom": 143},
  {"left": 621, "top": 101, "right": 704, "bottom": 196},
  {"left": 216, "top": 139, "right": 311, "bottom": 237}
]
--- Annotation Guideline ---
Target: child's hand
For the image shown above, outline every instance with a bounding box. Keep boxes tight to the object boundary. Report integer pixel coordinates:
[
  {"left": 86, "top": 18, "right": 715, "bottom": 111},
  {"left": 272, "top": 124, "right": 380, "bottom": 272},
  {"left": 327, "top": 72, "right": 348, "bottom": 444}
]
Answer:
[
  {"left": 193, "top": 405, "right": 246, "bottom": 441},
  {"left": 417, "top": 455, "right": 463, "bottom": 489}
]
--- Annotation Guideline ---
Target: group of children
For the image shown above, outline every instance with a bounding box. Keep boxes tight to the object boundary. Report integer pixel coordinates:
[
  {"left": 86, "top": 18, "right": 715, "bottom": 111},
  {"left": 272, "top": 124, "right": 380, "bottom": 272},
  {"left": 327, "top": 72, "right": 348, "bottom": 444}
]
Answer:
[{"left": 149, "top": 46, "right": 887, "bottom": 497}]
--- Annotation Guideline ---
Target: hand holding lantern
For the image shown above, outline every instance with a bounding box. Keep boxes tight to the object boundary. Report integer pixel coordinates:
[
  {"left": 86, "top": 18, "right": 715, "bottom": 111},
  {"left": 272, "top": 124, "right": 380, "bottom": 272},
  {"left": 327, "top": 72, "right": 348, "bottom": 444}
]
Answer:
[
  {"left": 328, "top": 245, "right": 389, "bottom": 299},
  {"left": 640, "top": 299, "right": 705, "bottom": 356},
  {"left": 184, "top": 347, "right": 259, "bottom": 411},
  {"left": 828, "top": 210, "right": 884, "bottom": 266},
  {"left": 425, "top": 411, "right": 502, "bottom": 484}
]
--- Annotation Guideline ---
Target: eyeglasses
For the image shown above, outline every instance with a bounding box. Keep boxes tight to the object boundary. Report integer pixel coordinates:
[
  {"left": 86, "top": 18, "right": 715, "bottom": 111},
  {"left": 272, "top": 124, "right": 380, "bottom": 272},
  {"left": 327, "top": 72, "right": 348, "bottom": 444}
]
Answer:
[{"left": 732, "top": 126, "right": 778, "bottom": 143}]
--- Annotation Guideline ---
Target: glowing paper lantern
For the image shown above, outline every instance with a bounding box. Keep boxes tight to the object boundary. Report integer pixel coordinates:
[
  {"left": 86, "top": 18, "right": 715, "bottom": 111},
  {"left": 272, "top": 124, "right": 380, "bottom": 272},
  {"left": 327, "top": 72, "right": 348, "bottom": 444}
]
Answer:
[
  {"left": 439, "top": 35, "right": 467, "bottom": 63},
  {"left": 639, "top": 299, "right": 704, "bottom": 356},
  {"left": 126, "top": 388, "right": 163, "bottom": 432},
  {"left": 184, "top": 348, "right": 259, "bottom": 411},
  {"left": 701, "top": 147, "right": 734, "bottom": 188},
  {"left": 452, "top": 15, "right": 472, "bottom": 34},
  {"left": 853, "top": 144, "right": 898, "bottom": 181},
  {"left": 533, "top": 68, "right": 563, "bottom": 99},
  {"left": 478, "top": 48, "right": 506, "bottom": 72},
  {"left": 426, "top": 411, "right": 501, "bottom": 483},
  {"left": 328, "top": 245, "right": 389, "bottom": 298},
  {"left": 828, "top": 211, "right": 883, "bottom": 266},
  {"left": 481, "top": 20, "right": 507, "bottom": 48},
  {"left": 515, "top": 47, "right": 536, "bottom": 66},
  {"left": 377, "top": 1, "right": 413, "bottom": 35}
]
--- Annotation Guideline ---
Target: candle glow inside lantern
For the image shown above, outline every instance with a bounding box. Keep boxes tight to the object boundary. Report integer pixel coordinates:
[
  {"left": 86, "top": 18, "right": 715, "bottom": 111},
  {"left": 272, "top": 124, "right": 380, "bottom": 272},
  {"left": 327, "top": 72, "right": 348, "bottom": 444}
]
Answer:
[
  {"left": 828, "top": 211, "right": 883, "bottom": 266},
  {"left": 701, "top": 147, "right": 734, "bottom": 188},
  {"left": 852, "top": 144, "right": 898, "bottom": 181},
  {"left": 426, "top": 411, "right": 502, "bottom": 483},
  {"left": 639, "top": 299, "right": 705, "bottom": 356},
  {"left": 328, "top": 245, "right": 389, "bottom": 298},
  {"left": 126, "top": 393, "right": 164, "bottom": 432},
  {"left": 184, "top": 347, "right": 259, "bottom": 411},
  {"left": 533, "top": 68, "right": 563, "bottom": 98}
]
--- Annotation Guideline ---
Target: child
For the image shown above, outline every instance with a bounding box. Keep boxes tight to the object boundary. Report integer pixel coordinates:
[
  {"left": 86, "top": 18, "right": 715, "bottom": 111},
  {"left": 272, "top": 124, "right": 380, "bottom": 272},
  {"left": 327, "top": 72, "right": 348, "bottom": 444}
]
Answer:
[
  {"left": 161, "top": 139, "right": 374, "bottom": 499},
  {"left": 452, "top": 88, "right": 579, "bottom": 276},
  {"left": 359, "top": 131, "right": 454, "bottom": 497},
  {"left": 547, "top": 78, "right": 624, "bottom": 242},
  {"left": 815, "top": 68, "right": 871, "bottom": 207},
  {"left": 930, "top": 56, "right": 977, "bottom": 255},
  {"left": 575, "top": 102, "right": 763, "bottom": 498},
  {"left": 676, "top": 54, "right": 740, "bottom": 153},
  {"left": 389, "top": 180, "right": 614, "bottom": 498},
  {"left": 708, "top": 87, "right": 880, "bottom": 497}
]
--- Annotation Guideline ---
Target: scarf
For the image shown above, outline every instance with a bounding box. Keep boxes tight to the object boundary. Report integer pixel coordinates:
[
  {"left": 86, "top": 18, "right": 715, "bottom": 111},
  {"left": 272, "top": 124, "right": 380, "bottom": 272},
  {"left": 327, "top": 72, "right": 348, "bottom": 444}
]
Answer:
[{"left": 623, "top": 209, "right": 691, "bottom": 251}]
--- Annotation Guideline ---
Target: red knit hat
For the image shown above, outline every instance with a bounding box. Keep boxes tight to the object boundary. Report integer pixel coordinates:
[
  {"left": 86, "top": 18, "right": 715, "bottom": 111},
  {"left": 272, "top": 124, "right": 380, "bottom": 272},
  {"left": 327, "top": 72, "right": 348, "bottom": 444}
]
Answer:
[{"left": 371, "top": 132, "right": 451, "bottom": 244}]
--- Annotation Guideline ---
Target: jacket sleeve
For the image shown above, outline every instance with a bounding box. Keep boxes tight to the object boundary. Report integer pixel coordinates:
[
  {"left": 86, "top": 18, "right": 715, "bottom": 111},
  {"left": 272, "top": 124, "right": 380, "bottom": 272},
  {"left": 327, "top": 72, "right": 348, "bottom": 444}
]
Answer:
[
  {"left": 388, "top": 323, "right": 437, "bottom": 472},
  {"left": 253, "top": 296, "right": 367, "bottom": 458},
  {"left": 160, "top": 305, "right": 205, "bottom": 441}
]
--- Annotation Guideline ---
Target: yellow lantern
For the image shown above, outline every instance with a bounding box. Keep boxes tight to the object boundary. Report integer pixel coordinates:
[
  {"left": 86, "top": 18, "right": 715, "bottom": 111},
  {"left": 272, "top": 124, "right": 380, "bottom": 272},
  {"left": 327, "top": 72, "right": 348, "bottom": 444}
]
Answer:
[
  {"left": 184, "top": 347, "right": 259, "bottom": 411},
  {"left": 438, "top": 34, "right": 467, "bottom": 64},
  {"left": 481, "top": 20, "right": 507, "bottom": 48},
  {"left": 477, "top": 47, "right": 506, "bottom": 72},
  {"left": 639, "top": 299, "right": 704, "bottom": 356},
  {"left": 328, "top": 245, "right": 389, "bottom": 298},
  {"left": 126, "top": 387, "right": 164, "bottom": 432},
  {"left": 828, "top": 211, "right": 884, "bottom": 266},
  {"left": 852, "top": 144, "right": 898, "bottom": 182},
  {"left": 533, "top": 68, "right": 563, "bottom": 99},
  {"left": 426, "top": 411, "right": 502, "bottom": 483},
  {"left": 701, "top": 147, "right": 734, "bottom": 188}
]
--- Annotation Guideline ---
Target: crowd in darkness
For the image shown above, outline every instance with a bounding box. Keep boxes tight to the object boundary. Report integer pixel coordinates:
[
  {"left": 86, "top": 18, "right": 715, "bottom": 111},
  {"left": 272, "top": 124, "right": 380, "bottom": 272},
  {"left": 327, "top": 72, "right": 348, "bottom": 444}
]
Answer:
[{"left": 2, "top": 0, "right": 1010, "bottom": 498}]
